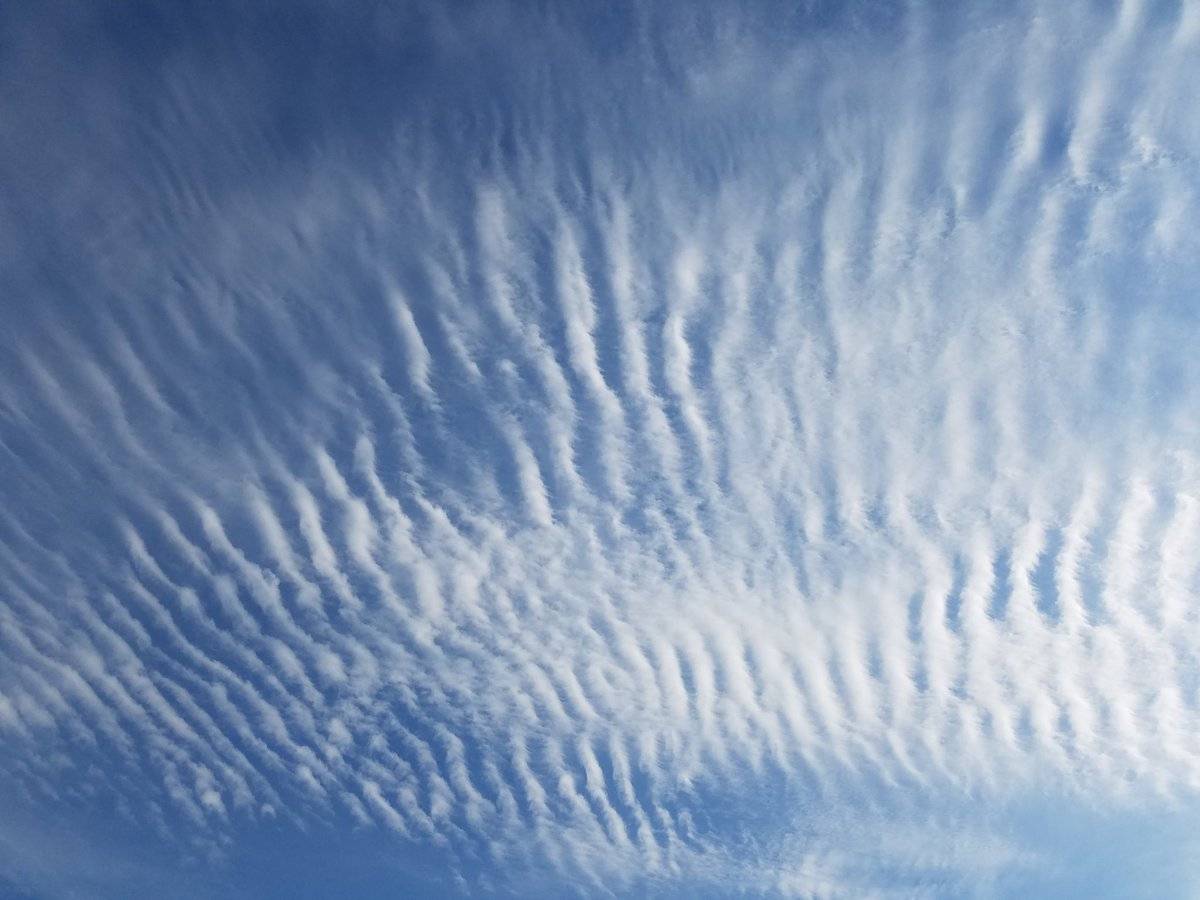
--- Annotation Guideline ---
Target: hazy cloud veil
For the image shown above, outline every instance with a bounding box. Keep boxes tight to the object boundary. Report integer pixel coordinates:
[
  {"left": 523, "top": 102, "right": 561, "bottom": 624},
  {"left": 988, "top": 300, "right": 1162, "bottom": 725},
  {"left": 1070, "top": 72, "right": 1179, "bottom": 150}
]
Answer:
[{"left": 2, "top": 1, "right": 1200, "bottom": 897}]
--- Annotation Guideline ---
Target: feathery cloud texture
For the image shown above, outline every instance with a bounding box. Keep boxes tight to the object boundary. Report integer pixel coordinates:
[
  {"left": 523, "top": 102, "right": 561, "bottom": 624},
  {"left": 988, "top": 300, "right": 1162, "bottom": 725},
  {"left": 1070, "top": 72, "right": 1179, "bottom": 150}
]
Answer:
[{"left": 2, "top": 1, "right": 1200, "bottom": 896}]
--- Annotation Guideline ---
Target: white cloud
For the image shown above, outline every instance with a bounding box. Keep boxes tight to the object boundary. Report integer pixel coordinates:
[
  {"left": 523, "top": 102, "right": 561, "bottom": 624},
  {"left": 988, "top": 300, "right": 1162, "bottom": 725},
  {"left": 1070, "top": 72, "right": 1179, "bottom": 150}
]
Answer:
[{"left": 2, "top": 0, "right": 1200, "bottom": 896}]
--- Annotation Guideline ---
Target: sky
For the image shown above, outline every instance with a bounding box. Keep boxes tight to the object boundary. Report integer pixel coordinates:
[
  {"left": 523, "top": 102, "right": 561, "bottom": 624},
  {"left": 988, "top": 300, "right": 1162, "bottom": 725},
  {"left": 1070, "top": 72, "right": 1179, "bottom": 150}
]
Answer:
[{"left": 2, "top": 0, "right": 1200, "bottom": 897}]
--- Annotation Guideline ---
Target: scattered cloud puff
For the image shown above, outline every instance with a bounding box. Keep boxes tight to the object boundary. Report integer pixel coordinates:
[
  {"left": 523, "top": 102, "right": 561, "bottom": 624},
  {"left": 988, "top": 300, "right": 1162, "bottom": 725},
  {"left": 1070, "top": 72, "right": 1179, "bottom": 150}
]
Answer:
[{"left": 2, "top": 0, "right": 1200, "bottom": 897}]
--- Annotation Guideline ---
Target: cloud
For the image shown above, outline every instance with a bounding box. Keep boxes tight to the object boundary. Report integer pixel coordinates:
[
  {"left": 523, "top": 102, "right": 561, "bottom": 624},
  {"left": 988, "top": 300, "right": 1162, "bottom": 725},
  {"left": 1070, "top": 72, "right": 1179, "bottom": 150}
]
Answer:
[{"left": 2, "top": 0, "right": 1200, "bottom": 896}]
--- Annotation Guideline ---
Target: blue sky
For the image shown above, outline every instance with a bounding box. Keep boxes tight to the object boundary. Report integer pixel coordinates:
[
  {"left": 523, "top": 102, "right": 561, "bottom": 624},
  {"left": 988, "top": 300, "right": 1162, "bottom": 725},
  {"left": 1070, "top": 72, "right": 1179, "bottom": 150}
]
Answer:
[{"left": 3, "top": 1, "right": 1200, "bottom": 897}]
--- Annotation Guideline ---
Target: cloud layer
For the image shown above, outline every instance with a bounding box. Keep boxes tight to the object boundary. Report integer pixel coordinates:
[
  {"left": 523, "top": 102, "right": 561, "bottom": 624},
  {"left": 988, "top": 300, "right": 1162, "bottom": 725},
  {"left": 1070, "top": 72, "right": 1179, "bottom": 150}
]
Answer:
[{"left": 2, "top": 1, "right": 1200, "bottom": 896}]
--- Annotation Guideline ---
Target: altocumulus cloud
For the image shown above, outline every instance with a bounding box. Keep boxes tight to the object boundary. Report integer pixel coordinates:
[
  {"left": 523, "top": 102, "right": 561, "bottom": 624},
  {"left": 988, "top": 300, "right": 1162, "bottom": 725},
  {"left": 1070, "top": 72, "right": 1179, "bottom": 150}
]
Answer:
[{"left": 2, "top": 1, "right": 1200, "bottom": 897}]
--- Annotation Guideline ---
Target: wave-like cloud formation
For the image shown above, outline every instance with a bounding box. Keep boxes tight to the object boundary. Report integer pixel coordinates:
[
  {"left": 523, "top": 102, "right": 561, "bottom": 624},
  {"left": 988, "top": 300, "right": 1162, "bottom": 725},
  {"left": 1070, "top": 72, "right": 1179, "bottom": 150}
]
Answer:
[{"left": 3, "top": 1, "right": 1200, "bottom": 896}]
